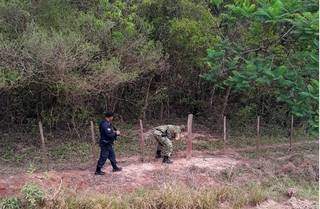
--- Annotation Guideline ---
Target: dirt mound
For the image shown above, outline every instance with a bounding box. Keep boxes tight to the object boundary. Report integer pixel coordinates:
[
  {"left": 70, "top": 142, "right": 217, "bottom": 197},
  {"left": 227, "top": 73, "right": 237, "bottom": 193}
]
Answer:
[
  {"left": 256, "top": 200, "right": 291, "bottom": 209},
  {"left": 288, "top": 197, "right": 317, "bottom": 209},
  {"left": 256, "top": 198, "right": 317, "bottom": 209},
  {"left": 0, "top": 155, "right": 240, "bottom": 197}
]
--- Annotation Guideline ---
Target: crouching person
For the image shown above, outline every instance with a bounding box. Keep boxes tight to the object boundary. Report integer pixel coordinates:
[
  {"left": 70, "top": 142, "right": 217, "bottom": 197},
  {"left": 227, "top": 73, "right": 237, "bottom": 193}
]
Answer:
[
  {"left": 95, "top": 111, "right": 122, "bottom": 175},
  {"left": 152, "top": 125, "right": 185, "bottom": 164}
]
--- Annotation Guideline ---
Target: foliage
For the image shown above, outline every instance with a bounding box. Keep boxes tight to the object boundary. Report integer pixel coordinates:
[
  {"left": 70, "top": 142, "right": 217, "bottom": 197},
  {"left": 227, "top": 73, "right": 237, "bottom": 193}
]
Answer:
[
  {"left": 0, "top": 197, "right": 21, "bottom": 209},
  {"left": 21, "top": 183, "right": 45, "bottom": 208},
  {"left": 0, "top": 183, "right": 44, "bottom": 209},
  {"left": 0, "top": 0, "right": 166, "bottom": 126},
  {"left": 0, "top": 0, "right": 318, "bottom": 134},
  {"left": 204, "top": 0, "right": 319, "bottom": 133},
  {"left": 138, "top": 0, "right": 219, "bottom": 114}
]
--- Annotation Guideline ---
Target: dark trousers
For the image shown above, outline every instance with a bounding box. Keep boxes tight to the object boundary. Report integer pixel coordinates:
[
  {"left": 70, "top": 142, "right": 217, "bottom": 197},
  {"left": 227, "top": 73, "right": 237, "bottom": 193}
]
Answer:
[{"left": 97, "top": 144, "right": 117, "bottom": 170}]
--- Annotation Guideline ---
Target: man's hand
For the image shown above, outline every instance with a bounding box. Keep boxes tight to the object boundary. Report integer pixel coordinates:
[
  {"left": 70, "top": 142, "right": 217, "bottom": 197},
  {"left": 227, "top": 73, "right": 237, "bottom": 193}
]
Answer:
[
  {"left": 175, "top": 133, "right": 181, "bottom": 140},
  {"left": 116, "top": 130, "right": 121, "bottom": 136},
  {"left": 176, "top": 132, "right": 187, "bottom": 140}
]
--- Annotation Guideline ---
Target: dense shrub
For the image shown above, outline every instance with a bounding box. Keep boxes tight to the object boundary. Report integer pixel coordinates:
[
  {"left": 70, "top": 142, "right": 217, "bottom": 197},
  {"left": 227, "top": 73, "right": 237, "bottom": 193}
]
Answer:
[{"left": 0, "top": 0, "right": 318, "bottom": 134}]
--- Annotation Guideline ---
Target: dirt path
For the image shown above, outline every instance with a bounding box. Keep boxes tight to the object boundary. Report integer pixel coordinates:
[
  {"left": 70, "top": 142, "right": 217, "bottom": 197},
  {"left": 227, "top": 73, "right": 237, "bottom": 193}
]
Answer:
[
  {"left": 0, "top": 154, "right": 241, "bottom": 197},
  {"left": 1, "top": 140, "right": 317, "bottom": 197}
]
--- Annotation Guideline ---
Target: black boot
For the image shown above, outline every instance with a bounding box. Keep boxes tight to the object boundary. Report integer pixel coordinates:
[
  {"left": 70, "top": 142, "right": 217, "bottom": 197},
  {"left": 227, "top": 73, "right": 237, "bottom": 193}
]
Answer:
[
  {"left": 162, "top": 156, "right": 173, "bottom": 164},
  {"left": 155, "top": 150, "right": 162, "bottom": 159},
  {"left": 112, "top": 167, "right": 122, "bottom": 172},
  {"left": 95, "top": 167, "right": 105, "bottom": 175}
]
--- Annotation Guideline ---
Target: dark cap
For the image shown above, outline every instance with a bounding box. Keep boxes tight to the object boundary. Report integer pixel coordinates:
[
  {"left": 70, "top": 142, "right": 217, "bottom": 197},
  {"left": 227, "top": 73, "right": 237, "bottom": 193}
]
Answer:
[{"left": 104, "top": 111, "right": 114, "bottom": 117}]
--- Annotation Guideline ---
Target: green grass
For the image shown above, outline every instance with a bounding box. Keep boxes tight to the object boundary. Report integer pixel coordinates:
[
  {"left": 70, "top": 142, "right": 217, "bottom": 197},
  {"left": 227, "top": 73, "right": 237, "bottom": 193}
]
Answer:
[
  {"left": 238, "top": 141, "right": 318, "bottom": 160},
  {"left": 0, "top": 197, "right": 20, "bottom": 209},
  {"left": 0, "top": 182, "right": 270, "bottom": 209},
  {"left": 115, "top": 136, "right": 140, "bottom": 157},
  {"left": 0, "top": 143, "right": 42, "bottom": 166},
  {"left": 1, "top": 177, "right": 317, "bottom": 209},
  {"left": 0, "top": 132, "right": 93, "bottom": 172},
  {"left": 49, "top": 142, "right": 91, "bottom": 162},
  {"left": 193, "top": 139, "right": 224, "bottom": 151}
]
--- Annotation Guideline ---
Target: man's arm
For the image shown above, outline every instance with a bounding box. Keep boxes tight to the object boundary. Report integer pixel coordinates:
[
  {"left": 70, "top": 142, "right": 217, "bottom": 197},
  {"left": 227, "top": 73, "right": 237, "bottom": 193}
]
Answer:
[
  {"left": 102, "top": 122, "right": 117, "bottom": 140},
  {"left": 112, "top": 125, "right": 121, "bottom": 136}
]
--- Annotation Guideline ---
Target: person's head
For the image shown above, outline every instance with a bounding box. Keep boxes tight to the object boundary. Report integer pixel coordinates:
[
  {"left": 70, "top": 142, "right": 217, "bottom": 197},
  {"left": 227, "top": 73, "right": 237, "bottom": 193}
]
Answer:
[
  {"left": 172, "top": 125, "right": 186, "bottom": 140},
  {"left": 179, "top": 125, "right": 186, "bottom": 133},
  {"left": 104, "top": 111, "right": 114, "bottom": 121}
]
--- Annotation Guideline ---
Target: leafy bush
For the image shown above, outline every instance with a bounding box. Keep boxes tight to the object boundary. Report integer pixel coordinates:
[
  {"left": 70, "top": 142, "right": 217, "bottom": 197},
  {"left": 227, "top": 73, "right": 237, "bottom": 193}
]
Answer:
[
  {"left": 204, "top": 0, "right": 319, "bottom": 133},
  {"left": 21, "top": 183, "right": 45, "bottom": 208},
  {"left": 0, "top": 197, "right": 21, "bottom": 209},
  {"left": 0, "top": 0, "right": 318, "bottom": 133}
]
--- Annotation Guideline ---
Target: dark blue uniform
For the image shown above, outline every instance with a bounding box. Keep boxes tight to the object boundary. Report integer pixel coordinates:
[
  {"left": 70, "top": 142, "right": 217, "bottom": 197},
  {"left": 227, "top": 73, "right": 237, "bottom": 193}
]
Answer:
[{"left": 96, "top": 120, "right": 118, "bottom": 170}]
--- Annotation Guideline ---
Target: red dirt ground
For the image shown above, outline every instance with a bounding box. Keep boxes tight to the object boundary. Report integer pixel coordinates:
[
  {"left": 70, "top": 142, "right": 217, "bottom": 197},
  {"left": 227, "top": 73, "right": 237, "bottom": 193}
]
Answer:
[{"left": 0, "top": 154, "right": 241, "bottom": 197}]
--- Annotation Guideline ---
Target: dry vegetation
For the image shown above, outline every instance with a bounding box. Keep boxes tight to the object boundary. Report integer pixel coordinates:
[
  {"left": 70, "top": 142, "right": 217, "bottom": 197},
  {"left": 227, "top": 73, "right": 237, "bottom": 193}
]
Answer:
[{"left": 0, "top": 127, "right": 318, "bottom": 209}]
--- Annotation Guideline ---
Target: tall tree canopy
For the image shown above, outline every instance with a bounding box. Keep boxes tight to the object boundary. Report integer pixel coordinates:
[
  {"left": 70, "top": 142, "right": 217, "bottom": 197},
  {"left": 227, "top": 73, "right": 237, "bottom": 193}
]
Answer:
[
  {"left": 204, "top": 0, "right": 319, "bottom": 132},
  {"left": 0, "top": 0, "right": 318, "bottom": 133}
]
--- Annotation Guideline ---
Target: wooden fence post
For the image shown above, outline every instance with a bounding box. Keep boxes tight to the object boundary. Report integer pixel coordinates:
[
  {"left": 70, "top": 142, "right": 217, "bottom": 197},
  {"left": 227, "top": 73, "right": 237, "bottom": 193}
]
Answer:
[
  {"left": 139, "top": 119, "right": 145, "bottom": 162},
  {"left": 256, "top": 116, "right": 260, "bottom": 153},
  {"left": 90, "top": 121, "right": 97, "bottom": 163},
  {"left": 289, "top": 115, "right": 293, "bottom": 151},
  {"left": 187, "top": 114, "right": 193, "bottom": 158},
  {"left": 38, "top": 121, "right": 49, "bottom": 170},
  {"left": 223, "top": 116, "right": 227, "bottom": 149}
]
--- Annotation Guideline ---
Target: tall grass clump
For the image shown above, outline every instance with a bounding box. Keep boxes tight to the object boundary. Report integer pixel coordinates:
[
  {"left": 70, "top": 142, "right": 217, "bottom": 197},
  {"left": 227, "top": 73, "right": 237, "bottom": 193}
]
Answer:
[{"left": 0, "top": 182, "right": 272, "bottom": 209}]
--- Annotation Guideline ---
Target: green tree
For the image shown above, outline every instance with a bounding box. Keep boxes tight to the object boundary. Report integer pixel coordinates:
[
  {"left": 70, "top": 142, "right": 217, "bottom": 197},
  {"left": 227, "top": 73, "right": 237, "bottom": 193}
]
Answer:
[{"left": 204, "top": 0, "right": 319, "bottom": 133}]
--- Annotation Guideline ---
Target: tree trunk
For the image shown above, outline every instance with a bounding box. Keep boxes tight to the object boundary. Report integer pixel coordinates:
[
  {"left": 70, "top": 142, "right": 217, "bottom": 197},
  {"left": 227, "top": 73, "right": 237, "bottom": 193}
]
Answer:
[
  {"left": 141, "top": 77, "right": 153, "bottom": 120},
  {"left": 166, "top": 97, "right": 170, "bottom": 118},
  {"left": 112, "top": 87, "right": 125, "bottom": 112},
  {"left": 221, "top": 87, "right": 231, "bottom": 132},
  {"left": 160, "top": 102, "right": 164, "bottom": 121},
  {"left": 209, "top": 88, "right": 215, "bottom": 109},
  {"left": 221, "top": 87, "right": 231, "bottom": 116}
]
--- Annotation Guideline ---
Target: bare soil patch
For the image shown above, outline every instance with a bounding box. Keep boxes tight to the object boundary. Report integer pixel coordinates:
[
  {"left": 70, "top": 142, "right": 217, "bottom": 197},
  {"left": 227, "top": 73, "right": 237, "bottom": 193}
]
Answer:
[
  {"left": 255, "top": 197, "right": 317, "bottom": 209},
  {"left": 0, "top": 155, "right": 240, "bottom": 197}
]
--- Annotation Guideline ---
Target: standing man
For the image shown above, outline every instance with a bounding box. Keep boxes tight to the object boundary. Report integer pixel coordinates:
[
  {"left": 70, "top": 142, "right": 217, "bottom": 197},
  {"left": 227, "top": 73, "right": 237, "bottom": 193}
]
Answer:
[
  {"left": 152, "top": 125, "right": 185, "bottom": 164},
  {"left": 95, "top": 111, "right": 122, "bottom": 175}
]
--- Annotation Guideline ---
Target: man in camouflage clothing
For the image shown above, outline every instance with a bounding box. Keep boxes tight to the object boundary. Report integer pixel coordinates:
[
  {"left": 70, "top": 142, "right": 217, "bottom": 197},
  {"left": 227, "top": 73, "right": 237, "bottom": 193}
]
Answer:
[{"left": 152, "top": 125, "right": 185, "bottom": 164}]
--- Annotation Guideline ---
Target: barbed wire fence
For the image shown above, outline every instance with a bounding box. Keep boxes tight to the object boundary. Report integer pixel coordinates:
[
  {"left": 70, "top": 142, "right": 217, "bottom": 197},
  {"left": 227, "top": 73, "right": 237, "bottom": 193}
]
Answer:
[{"left": 30, "top": 113, "right": 313, "bottom": 171}]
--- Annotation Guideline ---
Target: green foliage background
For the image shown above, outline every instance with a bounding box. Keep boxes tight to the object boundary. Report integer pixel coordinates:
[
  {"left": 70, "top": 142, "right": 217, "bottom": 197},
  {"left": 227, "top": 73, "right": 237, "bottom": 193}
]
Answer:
[
  {"left": 204, "top": 0, "right": 319, "bottom": 132},
  {"left": 0, "top": 0, "right": 318, "bottom": 133}
]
